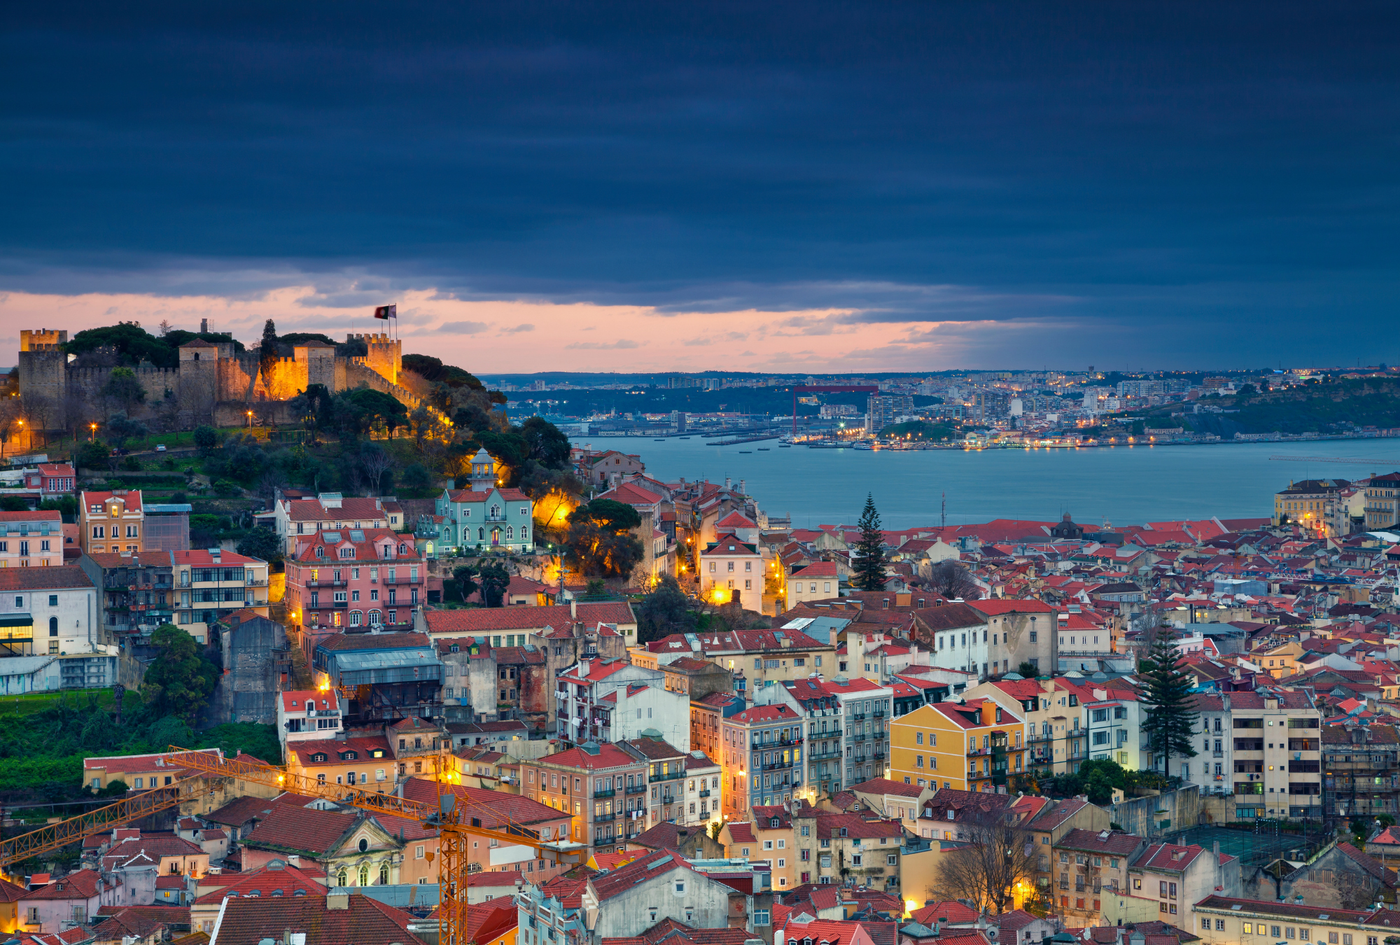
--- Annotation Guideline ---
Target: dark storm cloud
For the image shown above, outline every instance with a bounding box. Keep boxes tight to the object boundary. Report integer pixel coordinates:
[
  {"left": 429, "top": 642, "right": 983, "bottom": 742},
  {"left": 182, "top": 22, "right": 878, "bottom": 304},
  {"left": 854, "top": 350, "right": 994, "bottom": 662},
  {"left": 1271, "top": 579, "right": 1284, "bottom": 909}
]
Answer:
[{"left": 1, "top": 1, "right": 1398, "bottom": 365}]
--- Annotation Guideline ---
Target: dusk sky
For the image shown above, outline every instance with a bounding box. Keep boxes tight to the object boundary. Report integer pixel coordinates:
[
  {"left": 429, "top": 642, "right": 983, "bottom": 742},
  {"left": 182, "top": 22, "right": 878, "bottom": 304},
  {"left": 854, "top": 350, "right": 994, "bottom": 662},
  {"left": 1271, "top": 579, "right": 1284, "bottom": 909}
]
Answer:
[{"left": 2, "top": 2, "right": 1397, "bottom": 373}]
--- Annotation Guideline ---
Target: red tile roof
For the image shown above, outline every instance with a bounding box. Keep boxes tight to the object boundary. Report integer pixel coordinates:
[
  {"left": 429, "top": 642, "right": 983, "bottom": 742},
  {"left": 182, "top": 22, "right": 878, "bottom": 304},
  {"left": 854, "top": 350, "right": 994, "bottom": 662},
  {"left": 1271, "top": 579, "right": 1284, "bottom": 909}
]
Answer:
[
  {"left": 424, "top": 602, "right": 636, "bottom": 634},
  {"left": 81, "top": 490, "right": 143, "bottom": 513},
  {"left": 537, "top": 742, "right": 643, "bottom": 770},
  {"left": 242, "top": 805, "right": 360, "bottom": 857},
  {"left": 21, "top": 869, "right": 108, "bottom": 901},
  {"left": 285, "top": 497, "right": 390, "bottom": 523},
  {"left": 400, "top": 778, "right": 569, "bottom": 829},
  {"left": 210, "top": 892, "right": 424, "bottom": 945},
  {"left": 0, "top": 565, "right": 93, "bottom": 592}
]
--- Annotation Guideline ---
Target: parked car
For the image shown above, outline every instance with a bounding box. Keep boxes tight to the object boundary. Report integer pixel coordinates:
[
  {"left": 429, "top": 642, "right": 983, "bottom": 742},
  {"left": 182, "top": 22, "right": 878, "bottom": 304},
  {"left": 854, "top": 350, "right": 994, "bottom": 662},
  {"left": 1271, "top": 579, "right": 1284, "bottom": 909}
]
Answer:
[{"left": 155, "top": 444, "right": 167, "bottom": 452}]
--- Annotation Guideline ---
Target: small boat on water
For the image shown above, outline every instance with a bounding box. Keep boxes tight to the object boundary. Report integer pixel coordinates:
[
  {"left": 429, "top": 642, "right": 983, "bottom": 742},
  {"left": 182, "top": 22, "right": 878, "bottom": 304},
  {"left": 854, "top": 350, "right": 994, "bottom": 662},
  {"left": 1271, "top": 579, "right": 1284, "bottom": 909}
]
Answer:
[
  {"left": 853, "top": 442, "right": 874, "bottom": 450},
  {"left": 679, "top": 436, "right": 691, "bottom": 439},
  {"left": 653, "top": 438, "right": 665, "bottom": 441},
  {"left": 739, "top": 450, "right": 752, "bottom": 454},
  {"left": 778, "top": 444, "right": 792, "bottom": 448},
  {"left": 757, "top": 448, "right": 770, "bottom": 451}
]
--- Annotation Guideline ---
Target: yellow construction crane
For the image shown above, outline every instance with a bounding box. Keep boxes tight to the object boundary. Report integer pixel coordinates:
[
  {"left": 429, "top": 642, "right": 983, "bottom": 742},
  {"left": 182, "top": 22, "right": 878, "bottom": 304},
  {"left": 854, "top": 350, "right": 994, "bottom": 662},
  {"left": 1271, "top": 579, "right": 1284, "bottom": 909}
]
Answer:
[
  {"left": 0, "top": 777, "right": 217, "bottom": 873},
  {"left": 167, "top": 749, "right": 585, "bottom": 945}
]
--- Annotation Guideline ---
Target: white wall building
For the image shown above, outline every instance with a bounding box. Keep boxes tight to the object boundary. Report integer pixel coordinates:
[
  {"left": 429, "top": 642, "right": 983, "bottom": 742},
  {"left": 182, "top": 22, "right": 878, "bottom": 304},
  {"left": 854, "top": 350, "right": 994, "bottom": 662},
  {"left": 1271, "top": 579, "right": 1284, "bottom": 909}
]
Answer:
[
  {"left": 277, "top": 689, "right": 346, "bottom": 754},
  {"left": 680, "top": 751, "right": 722, "bottom": 828},
  {"left": 0, "top": 564, "right": 102, "bottom": 657}
]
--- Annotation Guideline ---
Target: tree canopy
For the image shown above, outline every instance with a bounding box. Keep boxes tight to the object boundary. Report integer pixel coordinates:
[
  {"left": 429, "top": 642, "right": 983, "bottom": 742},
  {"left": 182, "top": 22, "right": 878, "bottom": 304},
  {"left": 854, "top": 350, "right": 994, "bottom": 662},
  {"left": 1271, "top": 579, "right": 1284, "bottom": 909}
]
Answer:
[
  {"left": 141, "top": 625, "right": 218, "bottom": 726},
  {"left": 636, "top": 575, "right": 697, "bottom": 643},
  {"left": 564, "top": 498, "right": 644, "bottom": 578}
]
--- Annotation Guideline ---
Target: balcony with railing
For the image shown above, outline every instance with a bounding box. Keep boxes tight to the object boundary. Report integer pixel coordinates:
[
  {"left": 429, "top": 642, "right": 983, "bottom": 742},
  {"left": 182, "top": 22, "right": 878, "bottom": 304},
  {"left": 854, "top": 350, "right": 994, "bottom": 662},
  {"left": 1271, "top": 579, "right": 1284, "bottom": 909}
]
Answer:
[
  {"left": 625, "top": 783, "right": 646, "bottom": 794},
  {"left": 593, "top": 787, "right": 616, "bottom": 798}
]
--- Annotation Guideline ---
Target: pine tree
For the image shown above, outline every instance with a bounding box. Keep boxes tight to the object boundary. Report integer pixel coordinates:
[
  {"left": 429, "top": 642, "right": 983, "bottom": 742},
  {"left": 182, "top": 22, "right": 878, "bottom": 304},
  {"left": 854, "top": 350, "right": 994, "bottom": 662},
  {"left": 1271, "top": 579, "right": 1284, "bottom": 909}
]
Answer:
[
  {"left": 1139, "top": 627, "right": 1199, "bottom": 777},
  {"left": 854, "top": 493, "right": 887, "bottom": 591}
]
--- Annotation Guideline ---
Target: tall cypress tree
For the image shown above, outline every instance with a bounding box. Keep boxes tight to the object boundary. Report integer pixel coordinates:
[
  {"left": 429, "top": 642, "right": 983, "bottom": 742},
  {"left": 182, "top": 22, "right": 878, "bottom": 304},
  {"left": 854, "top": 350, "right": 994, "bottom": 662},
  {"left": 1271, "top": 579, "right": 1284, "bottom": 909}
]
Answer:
[
  {"left": 854, "top": 493, "right": 887, "bottom": 591},
  {"left": 259, "top": 319, "right": 280, "bottom": 381},
  {"left": 1139, "top": 628, "right": 1199, "bottom": 777}
]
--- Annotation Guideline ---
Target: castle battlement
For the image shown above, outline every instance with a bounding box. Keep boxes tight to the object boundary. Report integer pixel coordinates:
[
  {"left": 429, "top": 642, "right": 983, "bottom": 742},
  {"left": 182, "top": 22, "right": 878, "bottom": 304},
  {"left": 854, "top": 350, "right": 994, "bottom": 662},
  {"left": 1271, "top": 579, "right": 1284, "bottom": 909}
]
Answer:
[
  {"left": 15, "top": 328, "right": 407, "bottom": 430},
  {"left": 20, "top": 329, "right": 68, "bottom": 351}
]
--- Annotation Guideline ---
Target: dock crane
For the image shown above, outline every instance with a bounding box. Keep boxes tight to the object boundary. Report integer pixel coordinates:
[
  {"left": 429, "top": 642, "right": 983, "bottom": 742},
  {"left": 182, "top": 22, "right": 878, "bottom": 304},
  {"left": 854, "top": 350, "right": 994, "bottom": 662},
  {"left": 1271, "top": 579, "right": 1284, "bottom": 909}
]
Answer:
[{"left": 166, "top": 749, "right": 586, "bottom": 945}]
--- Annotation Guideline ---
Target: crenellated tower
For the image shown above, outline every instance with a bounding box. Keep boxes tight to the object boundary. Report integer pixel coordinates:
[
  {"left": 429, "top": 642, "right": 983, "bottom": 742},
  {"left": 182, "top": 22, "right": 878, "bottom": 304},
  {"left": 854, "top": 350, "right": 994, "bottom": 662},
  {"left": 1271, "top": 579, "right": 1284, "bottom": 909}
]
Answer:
[{"left": 347, "top": 332, "right": 402, "bottom": 386}]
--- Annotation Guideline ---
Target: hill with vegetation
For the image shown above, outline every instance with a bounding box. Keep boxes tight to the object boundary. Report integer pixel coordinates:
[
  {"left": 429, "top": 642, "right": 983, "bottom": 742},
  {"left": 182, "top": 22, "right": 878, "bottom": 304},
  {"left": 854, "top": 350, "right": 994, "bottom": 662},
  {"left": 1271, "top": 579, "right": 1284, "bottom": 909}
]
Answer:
[{"left": 1122, "top": 377, "right": 1400, "bottom": 437}]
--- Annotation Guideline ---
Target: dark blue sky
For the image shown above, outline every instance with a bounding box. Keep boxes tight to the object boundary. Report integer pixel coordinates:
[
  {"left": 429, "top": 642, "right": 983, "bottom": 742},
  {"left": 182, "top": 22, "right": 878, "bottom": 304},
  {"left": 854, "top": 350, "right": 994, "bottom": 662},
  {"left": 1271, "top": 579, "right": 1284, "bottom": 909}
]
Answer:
[{"left": 2, "top": 2, "right": 1397, "bottom": 370}]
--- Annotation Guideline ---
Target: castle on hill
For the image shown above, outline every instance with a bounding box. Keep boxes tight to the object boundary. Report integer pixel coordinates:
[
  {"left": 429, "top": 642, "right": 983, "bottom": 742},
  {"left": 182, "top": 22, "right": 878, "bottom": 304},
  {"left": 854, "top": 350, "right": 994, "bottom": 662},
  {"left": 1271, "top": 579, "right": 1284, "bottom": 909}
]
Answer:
[{"left": 17, "top": 326, "right": 419, "bottom": 429}]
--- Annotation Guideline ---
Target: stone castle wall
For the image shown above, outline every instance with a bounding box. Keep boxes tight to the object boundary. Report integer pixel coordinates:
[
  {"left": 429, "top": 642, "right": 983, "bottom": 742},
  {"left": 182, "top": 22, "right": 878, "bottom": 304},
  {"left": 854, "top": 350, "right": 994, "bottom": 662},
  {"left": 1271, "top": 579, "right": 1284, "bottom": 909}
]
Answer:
[{"left": 16, "top": 328, "right": 414, "bottom": 432}]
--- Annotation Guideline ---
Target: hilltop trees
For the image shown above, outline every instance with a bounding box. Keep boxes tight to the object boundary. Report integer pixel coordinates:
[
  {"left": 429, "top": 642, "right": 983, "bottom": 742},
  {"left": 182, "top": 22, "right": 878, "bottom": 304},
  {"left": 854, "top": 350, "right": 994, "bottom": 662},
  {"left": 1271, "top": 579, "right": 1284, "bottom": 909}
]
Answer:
[
  {"left": 636, "top": 575, "right": 697, "bottom": 643},
  {"left": 141, "top": 625, "right": 218, "bottom": 726},
  {"left": 564, "top": 498, "right": 644, "bottom": 579},
  {"left": 1140, "top": 628, "right": 1199, "bottom": 777},
  {"left": 854, "top": 493, "right": 887, "bottom": 591}
]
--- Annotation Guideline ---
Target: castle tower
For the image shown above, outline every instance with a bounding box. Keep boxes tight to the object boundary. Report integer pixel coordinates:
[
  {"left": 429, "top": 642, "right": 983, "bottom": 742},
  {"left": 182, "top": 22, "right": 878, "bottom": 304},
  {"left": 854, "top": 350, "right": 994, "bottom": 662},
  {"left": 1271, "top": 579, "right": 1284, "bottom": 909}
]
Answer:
[
  {"left": 17, "top": 329, "right": 70, "bottom": 427},
  {"left": 350, "top": 332, "right": 401, "bottom": 386},
  {"left": 294, "top": 341, "right": 337, "bottom": 391}
]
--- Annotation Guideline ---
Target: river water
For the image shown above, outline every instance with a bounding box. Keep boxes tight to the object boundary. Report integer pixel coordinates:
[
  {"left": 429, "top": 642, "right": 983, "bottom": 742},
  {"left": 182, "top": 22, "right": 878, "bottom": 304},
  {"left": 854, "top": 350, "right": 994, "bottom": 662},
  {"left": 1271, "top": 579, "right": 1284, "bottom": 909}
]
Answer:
[{"left": 582, "top": 436, "right": 1400, "bottom": 530}]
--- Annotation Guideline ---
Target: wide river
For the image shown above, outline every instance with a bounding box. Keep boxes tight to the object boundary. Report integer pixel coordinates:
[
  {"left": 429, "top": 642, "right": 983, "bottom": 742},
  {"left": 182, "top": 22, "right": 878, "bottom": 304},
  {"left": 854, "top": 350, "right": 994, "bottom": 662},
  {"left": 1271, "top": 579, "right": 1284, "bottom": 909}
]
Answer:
[{"left": 582, "top": 436, "right": 1400, "bottom": 530}]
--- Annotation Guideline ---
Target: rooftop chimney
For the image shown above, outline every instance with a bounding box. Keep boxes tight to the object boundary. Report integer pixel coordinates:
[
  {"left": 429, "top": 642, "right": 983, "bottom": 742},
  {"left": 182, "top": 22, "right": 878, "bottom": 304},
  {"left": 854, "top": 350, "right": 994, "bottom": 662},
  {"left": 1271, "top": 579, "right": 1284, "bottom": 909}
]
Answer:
[{"left": 570, "top": 598, "right": 577, "bottom": 619}]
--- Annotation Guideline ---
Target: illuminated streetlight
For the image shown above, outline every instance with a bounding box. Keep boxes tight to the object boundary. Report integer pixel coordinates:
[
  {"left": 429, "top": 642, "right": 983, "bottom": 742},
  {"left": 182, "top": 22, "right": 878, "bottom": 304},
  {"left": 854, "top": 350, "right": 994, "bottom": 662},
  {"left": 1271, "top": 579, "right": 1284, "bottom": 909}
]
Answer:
[{"left": 89, "top": 422, "right": 97, "bottom": 442}]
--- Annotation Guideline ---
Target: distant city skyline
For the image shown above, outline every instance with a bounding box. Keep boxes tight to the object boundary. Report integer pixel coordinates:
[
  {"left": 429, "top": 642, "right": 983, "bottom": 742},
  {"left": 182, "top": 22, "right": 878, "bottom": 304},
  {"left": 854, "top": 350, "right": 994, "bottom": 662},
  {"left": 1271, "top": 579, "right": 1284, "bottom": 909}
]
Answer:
[{"left": 2, "top": 2, "right": 1397, "bottom": 372}]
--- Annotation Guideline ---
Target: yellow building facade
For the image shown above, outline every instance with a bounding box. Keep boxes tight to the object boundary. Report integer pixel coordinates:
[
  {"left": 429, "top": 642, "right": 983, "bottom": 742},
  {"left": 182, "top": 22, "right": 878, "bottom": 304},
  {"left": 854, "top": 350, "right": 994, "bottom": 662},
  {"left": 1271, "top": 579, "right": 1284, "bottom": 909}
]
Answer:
[{"left": 889, "top": 698, "right": 1026, "bottom": 793}]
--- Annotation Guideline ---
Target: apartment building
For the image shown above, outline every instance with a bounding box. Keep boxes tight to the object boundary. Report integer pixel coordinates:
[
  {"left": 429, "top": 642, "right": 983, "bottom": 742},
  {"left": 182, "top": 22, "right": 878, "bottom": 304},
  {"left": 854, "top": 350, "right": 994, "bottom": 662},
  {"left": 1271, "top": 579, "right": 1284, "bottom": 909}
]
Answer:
[
  {"left": 276, "top": 690, "right": 346, "bottom": 753},
  {"left": 1322, "top": 724, "right": 1400, "bottom": 821},
  {"left": 691, "top": 691, "right": 745, "bottom": 764},
  {"left": 786, "top": 561, "right": 840, "bottom": 609},
  {"left": 651, "top": 626, "right": 834, "bottom": 687},
  {"left": 720, "top": 703, "right": 805, "bottom": 818},
  {"left": 79, "top": 490, "right": 144, "bottom": 555},
  {"left": 823, "top": 676, "right": 893, "bottom": 788},
  {"left": 623, "top": 735, "right": 689, "bottom": 827},
  {"left": 1024, "top": 798, "right": 1110, "bottom": 896},
  {"left": 1175, "top": 689, "right": 1322, "bottom": 819},
  {"left": 1085, "top": 687, "right": 1144, "bottom": 769},
  {"left": 85, "top": 551, "right": 176, "bottom": 639},
  {"left": 780, "top": 677, "right": 845, "bottom": 797},
  {"left": 1190, "top": 896, "right": 1395, "bottom": 945},
  {"left": 284, "top": 527, "right": 427, "bottom": 637},
  {"left": 965, "top": 677, "right": 1090, "bottom": 777},
  {"left": 700, "top": 537, "right": 765, "bottom": 610},
  {"left": 1101, "top": 841, "right": 1243, "bottom": 925},
  {"left": 791, "top": 804, "right": 906, "bottom": 892},
  {"left": 170, "top": 549, "right": 270, "bottom": 644},
  {"left": 525, "top": 742, "right": 647, "bottom": 855},
  {"left": 554, "top": 658, "right": 685, "bottom": 749},
  {"left": 1274, "top": 478, "right": 1351, "bottom": 535},
  {"left": 0, "top": 510, "right": 63, "bottom": 568},
  {"left": 681, "top": 751, "right": 722, "bottom": 828},
  {"left": 1052, "top": 829, "right": 1148, "bottom": 925},
  {"left": 1361, "top": 473, "right": 1400, "bottom": 531},
  {"left": 0, "top": 565, "right": 100, "bottom": 658},
  {"left": 890, "top": 697, "right": 1027, "bottom": 792},
  {"left": 966, "top": 599, "right": 1057, "bottom": 678}
]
